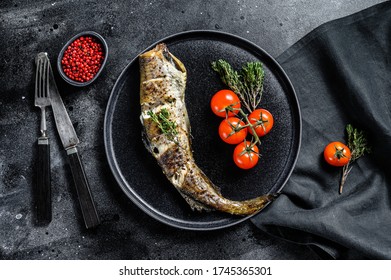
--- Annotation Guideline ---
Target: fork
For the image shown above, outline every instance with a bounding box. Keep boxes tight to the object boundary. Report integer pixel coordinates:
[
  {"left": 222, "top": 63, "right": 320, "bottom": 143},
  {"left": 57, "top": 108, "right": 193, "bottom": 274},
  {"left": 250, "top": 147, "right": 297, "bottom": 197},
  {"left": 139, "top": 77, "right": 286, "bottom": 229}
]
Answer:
[{"left": 34, "top": 52, "right": 51, "bottom": 224}]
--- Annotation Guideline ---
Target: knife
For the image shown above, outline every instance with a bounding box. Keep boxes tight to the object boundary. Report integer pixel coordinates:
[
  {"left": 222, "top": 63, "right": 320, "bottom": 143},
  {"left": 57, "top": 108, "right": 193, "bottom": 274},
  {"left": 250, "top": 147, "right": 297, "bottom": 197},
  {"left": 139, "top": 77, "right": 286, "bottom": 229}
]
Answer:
[{"left": 46, "top": 53, "right": 100, "bottom": 229}]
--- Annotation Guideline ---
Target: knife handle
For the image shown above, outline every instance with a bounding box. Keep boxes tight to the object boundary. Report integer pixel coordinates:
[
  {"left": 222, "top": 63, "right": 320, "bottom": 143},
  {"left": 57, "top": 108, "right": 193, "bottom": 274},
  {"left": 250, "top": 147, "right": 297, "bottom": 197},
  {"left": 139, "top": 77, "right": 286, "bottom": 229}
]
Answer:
[
  {"left": 36, "top": 137, "right": 52, "bottom": 224},
  {"left": 67, "top": 147, "right": 100, "bottom": 229}
]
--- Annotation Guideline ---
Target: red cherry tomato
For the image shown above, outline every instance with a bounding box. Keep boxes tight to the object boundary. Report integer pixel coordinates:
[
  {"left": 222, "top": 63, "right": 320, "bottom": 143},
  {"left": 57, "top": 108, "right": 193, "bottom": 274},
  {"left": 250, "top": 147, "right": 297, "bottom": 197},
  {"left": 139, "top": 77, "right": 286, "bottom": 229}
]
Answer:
[
  {"left": 218, "top": 117, "right": 247, "bottom": 144},
  {"left": 233, "top": 142, "right": 259, "bottom": 169},
  {"left": 210, "top": 89, "right": 241, "bottom": 117},
  {"left": 324, "top": 142, "right": 351, "bottom": 167},
  {"left": 248, "top": 109, "right": 274, "bottom": 137}
]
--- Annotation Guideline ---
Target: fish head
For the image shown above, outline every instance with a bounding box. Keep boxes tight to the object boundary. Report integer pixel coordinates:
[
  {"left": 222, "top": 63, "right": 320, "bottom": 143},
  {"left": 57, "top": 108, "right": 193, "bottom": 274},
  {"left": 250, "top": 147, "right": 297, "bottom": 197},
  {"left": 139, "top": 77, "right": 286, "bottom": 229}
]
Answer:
[{"left": 139, "top": 43, "right": 186, "bottom": 75}]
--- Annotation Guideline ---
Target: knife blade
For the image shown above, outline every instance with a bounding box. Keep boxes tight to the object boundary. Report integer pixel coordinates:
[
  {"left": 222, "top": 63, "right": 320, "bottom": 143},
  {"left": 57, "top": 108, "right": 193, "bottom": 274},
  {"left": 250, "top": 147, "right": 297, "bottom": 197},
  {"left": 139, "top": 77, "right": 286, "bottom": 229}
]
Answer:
[{"left": 46, "top": 54, "right": 100, "bottom": 229}]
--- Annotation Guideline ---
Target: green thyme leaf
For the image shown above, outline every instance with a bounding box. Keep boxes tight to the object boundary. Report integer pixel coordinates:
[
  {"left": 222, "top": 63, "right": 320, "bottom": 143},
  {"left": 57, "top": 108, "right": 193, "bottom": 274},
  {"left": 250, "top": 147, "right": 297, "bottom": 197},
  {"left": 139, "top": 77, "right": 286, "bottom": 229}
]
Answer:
[
  {"left": 339, "top": 124, "right": 371, "bottom": 194},
  {"left": 346, "top": 124, "right": 371, "bottom": 161},
  {"left": 211, "top": 59, "right": 265, "bottom": 112},
  {"left": 148, "top": 109, "right": 178, "bottom": 139}
]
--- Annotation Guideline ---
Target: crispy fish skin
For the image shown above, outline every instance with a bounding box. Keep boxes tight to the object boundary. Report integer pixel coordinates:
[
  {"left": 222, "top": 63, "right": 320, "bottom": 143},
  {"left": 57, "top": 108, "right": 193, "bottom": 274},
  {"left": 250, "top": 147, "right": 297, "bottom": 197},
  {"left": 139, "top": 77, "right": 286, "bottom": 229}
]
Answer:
[{"left": 139, "top": 43, "right": 276, "bottom": 215}]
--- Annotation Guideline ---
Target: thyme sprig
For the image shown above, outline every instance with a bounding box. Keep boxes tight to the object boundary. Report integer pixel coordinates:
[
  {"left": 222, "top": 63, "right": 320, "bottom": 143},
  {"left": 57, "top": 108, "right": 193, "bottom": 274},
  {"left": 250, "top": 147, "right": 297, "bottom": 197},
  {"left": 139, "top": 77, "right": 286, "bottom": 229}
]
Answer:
[
  {"left": 211, "top": 59, "right": 265, "bottom": 113},
  {"left": 339, "top": 124, "right": 371, "bottom": 194},
  {"left": 148, "top": 108, "right": 178, "bottom": 140}
]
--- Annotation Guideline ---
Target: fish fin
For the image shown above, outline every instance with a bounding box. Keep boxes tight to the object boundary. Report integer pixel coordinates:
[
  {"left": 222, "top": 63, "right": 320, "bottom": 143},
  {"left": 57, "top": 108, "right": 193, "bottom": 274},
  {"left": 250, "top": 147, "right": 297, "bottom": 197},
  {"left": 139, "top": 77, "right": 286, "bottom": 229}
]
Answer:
[
  {"left": 178, "top": 191, "right": 213, "bottom": 212},
  {"left": 141, "top": 130, "right": 152, "bottom": 154},
  {"left": 198, "top": 170, "right": 222, "bottom": 195},
  {"left": 269, "top": 193, "right": 280, "bottom": 200}
]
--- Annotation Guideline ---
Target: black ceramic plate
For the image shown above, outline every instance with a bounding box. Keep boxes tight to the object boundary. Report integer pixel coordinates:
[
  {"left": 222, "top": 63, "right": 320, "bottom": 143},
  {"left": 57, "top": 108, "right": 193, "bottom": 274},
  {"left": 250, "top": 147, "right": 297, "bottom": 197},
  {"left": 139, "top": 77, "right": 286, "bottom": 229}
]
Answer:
[{"left": 104, "top": 30, "right": 301, "bottom": 230}]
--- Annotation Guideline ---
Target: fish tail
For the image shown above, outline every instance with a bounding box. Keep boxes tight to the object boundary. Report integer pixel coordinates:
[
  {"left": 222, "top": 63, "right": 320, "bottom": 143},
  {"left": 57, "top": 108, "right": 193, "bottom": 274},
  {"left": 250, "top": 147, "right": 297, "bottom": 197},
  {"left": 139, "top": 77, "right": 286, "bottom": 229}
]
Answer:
[{"left": 223, "top": 193, "right": 279, "bottom": 216}]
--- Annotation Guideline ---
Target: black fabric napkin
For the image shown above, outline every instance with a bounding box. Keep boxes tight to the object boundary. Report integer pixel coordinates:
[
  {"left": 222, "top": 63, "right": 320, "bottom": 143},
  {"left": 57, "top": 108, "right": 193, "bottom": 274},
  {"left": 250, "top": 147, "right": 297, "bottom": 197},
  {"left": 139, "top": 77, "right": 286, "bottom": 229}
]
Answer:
[{"left": 252, "top": 1, "right": 391, "bottom": 259}]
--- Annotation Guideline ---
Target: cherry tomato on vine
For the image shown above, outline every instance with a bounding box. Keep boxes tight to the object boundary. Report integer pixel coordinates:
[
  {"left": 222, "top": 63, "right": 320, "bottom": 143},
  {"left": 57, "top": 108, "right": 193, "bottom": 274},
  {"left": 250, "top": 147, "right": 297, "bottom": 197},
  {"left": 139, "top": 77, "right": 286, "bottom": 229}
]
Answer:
[
  {"left": 248, "top": 109, "right": 274, "bottom": 137},
  {"left": 210, "top": 89, "right": 241, "bottom": 117},
  {"left": 233, "top": 142, "right": 259, "bottom": 169},
  {"left": 324, "top": 141, "right": 351, "bottom": 167},
  {"left": 218, "top": 117, "right": 247, "bottom": 144}
]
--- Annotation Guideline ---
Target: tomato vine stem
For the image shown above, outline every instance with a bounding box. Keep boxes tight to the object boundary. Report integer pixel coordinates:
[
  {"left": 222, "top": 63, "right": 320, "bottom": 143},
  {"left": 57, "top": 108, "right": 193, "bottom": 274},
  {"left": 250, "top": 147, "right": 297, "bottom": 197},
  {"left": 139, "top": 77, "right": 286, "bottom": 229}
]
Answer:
[{"left": 226, "top": 106, "right": 261, "bottom": 152}]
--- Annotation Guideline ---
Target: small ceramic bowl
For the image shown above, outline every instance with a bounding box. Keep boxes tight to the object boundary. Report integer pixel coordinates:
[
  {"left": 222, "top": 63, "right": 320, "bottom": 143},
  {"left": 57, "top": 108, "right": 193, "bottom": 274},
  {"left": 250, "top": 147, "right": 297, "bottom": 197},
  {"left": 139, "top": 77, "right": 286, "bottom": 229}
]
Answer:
[{"left": 57, "top": 31, "right": 108, "bottom": 87}]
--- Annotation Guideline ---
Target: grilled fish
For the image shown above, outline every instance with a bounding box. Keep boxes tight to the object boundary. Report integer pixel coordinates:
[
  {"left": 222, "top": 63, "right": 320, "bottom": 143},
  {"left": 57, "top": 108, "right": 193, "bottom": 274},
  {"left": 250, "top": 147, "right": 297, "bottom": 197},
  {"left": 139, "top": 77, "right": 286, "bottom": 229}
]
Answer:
[{"left": 139, "top": 43, "right": 276, "bottom": 215}]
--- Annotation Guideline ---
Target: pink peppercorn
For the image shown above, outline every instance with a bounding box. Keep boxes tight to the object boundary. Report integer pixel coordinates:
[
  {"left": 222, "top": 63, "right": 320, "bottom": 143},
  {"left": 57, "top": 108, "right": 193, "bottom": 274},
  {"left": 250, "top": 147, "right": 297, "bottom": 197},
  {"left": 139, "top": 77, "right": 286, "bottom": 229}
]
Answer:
[{"left": 61, "top": 36, "right": 105, "bottom": 83}]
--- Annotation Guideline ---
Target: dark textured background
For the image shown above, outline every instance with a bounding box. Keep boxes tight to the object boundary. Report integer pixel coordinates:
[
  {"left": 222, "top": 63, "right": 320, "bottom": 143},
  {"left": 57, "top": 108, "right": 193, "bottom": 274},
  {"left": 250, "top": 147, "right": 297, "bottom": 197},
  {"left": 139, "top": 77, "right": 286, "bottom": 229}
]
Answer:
[{"left": 0, "top": 0, "right": 385, "bottom": 260}]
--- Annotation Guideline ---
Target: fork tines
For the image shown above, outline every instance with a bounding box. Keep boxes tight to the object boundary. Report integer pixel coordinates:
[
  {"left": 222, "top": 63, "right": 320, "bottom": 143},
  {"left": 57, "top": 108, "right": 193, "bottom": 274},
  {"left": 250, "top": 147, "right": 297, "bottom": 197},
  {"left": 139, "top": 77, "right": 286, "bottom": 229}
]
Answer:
[{"left": 35, "top": 53, "right": 50, "bottom": 106}]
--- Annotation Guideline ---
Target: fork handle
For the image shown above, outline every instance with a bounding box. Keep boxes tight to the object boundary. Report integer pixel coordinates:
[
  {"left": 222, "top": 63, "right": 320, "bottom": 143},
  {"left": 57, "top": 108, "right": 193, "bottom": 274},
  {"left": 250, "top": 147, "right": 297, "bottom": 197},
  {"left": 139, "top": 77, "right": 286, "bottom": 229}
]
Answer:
[
  {"left": 36, "top": 136, "right": 51, "bottom": 224},
  {"left": 67, "top": 147, "right": 100, "bottom": 229}
]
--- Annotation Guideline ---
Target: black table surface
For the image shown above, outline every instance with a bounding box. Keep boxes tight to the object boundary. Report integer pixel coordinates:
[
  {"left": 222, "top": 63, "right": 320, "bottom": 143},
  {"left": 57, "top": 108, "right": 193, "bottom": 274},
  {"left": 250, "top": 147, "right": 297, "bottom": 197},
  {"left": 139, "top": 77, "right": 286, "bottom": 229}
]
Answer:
[{"left": 0, "top": 0, "right": 385, "bottom": 260}]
